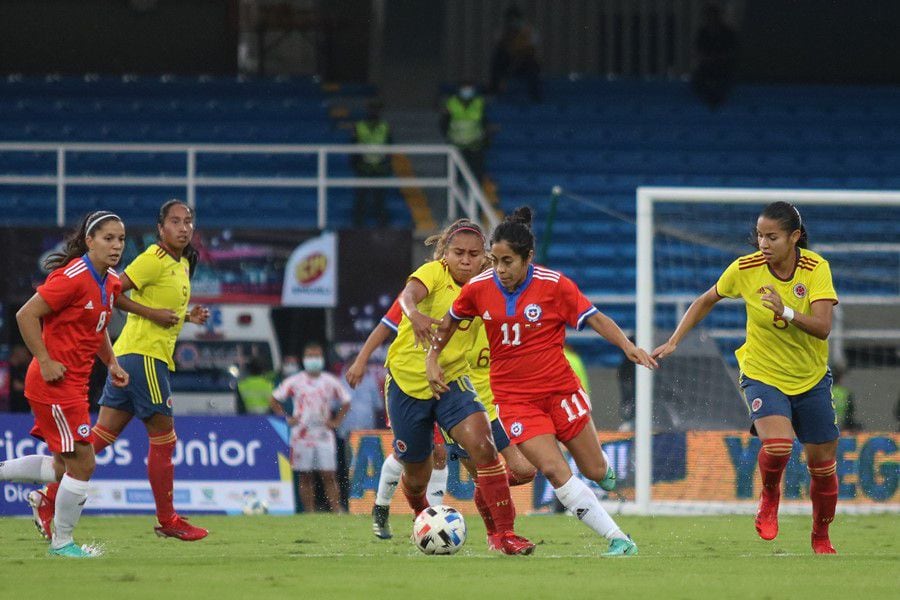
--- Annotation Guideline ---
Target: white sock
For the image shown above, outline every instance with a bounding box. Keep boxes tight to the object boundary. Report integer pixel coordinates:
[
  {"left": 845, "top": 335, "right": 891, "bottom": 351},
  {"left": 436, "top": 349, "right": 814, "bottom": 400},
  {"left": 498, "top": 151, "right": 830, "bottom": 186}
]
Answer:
[
  {"left": 0, "top": 455, "right": 56, "bottom": 483},
  {"left": 375, "top": 453, "right": 403, "bottom": 506},
  {"left": 52, "top": 474, "right": 90, "bottom": 549},
  {"left": 554, "top": 475, "right": 626, "bottom": 540},
  {"left": 426, "top": 466, "right": 449, "bottom": 506}
]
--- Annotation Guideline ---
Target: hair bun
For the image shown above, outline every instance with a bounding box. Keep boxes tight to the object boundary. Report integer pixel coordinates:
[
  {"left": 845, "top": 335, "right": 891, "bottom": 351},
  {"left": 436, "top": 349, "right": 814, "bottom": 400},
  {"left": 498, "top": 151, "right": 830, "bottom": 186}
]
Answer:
[{"left": 508, "top": 206, "right": 533, "bottom": 226}]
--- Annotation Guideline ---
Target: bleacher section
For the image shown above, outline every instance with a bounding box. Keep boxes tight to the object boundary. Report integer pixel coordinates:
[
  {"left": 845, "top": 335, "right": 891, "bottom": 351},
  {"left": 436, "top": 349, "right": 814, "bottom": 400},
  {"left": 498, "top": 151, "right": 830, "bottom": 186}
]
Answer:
[
  {"left": 489, "top": 79, "right": 900, "bottom": 365},
  {"left": 0, "top": 75, "right": 410, "bottom": 228}
]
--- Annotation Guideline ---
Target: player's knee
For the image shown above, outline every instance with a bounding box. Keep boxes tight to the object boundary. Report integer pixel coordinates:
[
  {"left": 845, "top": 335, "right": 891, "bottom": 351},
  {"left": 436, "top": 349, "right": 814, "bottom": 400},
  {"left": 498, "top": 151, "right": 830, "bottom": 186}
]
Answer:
[
  {"left": 432, "top": 445, "right": 448, "bottom": 469},
  {"left": 540, "top": 462, "right": 572, "bottom": 488},
  {"left": 467, "top": 438, "right": 498, "bottom": 463},
  {"left": 509, "top": 466, "right": 536, "bottom": 486}
]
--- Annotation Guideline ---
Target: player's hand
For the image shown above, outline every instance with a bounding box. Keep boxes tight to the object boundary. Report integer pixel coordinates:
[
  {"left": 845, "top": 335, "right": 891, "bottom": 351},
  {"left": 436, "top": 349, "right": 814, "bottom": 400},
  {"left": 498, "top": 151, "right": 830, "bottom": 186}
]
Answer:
[
  {"left": 148, "top": 308, "right": 180, "bottom": 328},
  {"left": 344, "top": 359, "right": 366, "bottom": 389},
  {"left": 108, "top": 363, "right": 130, "bottom": 388},
  {"left": 38, "top": 357, "right": 66, "bottom": 383},
  {"left": 651, "top": 340, "right": 677, "bottom": 361},
  {"left": 425, "top": 355, "right": 449, "bottom": 399},
  {"left": 286, "top": 416, "right": 299, "bottom": 426},
  {"left": 409, "top": 310, "right": 441, "bottom": 350},
  {"left": 188, "top": 305, "right": 211, "bottom": 325},
  {"left": 627, "top": 345, "right": 658, "bottom": 370},
  {"left": 760, "top": 285, "right": 785, "bottom": 316}
]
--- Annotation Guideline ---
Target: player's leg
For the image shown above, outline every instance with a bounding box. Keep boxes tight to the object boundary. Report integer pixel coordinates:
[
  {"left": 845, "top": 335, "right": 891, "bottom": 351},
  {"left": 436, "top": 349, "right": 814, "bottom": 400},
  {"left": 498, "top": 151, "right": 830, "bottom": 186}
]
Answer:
[
  {"left": 442, "top": 377, "right": 533, "bottom": 555},
  {"left": 49, "top": 441, "right": 101, "bottom": 557},
  {"left": 372, "top": 451, "right": 402, "bottom": 538},
  {"left": 426, "top": 435, "right": 449, "bottom": 506},
  {"left": 741, "top": 374, "right": 795, "bottom": 541},
  {"left": 493, "top": 419, "right": 536, "bottom": 486},
  {"left": 385, "top": 376, "right": 434, "bottom": 515},
  {"left": 0, "top": 453, "right": 59, "bottom": 482},
  {"left": 793, "top": 372, "right": 840, "bottom": 554}
]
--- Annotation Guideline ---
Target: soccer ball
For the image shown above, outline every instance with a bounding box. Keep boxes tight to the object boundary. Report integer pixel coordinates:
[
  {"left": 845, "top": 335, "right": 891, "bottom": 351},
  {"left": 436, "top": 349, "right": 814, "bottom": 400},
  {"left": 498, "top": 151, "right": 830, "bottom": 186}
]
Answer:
[
  {"left": 241, "top": 492, "right": 269, "bottom": 515},
  {"left": 412, "top": 505, "right": 466, "bottom": 555}
]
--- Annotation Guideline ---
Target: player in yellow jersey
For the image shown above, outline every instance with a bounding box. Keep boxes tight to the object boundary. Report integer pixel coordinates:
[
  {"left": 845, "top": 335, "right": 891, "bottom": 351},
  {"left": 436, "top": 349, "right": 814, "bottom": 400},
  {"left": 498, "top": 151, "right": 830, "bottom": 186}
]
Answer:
[
  {"left": 386, "top": 218, "right": 534, "bottom": 554},
  {"left": 652, "top": 202, "right": 840, "bottom": 554},
  {"left": 28, "top": 200, "right": 211, "bottom": 542}
]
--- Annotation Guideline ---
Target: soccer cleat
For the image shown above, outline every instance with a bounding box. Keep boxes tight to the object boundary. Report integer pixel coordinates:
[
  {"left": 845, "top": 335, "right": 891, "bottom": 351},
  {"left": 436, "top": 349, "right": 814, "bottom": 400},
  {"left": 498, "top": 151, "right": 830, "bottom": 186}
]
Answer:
[
  {"left": 490, "top": 531, "right": 535, "bottom": 556},
  {"left": 372, "top": 504, "right": 392, "bottom": 539},
  {"left": 48, "top": 542, "right": 102, "bottom": 558},
  {"left": 602, "top": 535, "right": 638, "bottom": 557},
  {"left": 27, "top": 488, "right": 54, "bottom": 541},
  {"left": 811, "top": 533, "right": 837, "bottom": 555},
  {"left": 755, "top": 492, "right": 780, "bottom": 541},
  {"left": 599, "top": 465, "right": 617, "bottom": 492},
  {"left": 154, "top": 515, "right": 208, "bottom": 541}
]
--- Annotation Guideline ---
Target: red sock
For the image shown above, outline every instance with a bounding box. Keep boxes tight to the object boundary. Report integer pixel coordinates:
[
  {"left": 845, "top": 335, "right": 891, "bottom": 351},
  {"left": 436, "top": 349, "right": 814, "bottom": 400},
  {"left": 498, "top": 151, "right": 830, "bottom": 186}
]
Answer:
[
  {"left": 476, "top": 459, "right": 516, "bottom": 534},
  {"left": 148, "top": 429, "right": 177, "bottom": 524},
  {"left": 400, "top": 474, "right": 429, "bottom": 515},
  {"left": 808, "top": 460, "right": 838, "bottom": 537},
  {"left": 758, "top": 438, "right": 792, "bottom": 499},
  {"left": 473, "top": 483, "right": 496, "bottom": 535},
  {"left": 92, "top": 424, "right": 118, "bottom": 454}
]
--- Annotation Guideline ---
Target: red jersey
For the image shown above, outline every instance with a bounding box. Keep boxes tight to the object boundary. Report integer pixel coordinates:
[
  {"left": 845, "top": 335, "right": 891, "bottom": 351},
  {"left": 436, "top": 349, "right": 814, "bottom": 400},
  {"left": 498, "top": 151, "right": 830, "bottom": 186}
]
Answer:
[
  {"left": 25, "top": 257, "right": 121, "bottom": 405},
  {"left": 450, "top": 264, "right": 598, "bottom": 403}
]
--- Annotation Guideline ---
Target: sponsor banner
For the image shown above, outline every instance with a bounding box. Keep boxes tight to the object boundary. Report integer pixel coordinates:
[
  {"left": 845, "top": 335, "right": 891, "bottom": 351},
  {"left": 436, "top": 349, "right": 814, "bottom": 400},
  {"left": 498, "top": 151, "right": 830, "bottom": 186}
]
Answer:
[
  {"left": 347, "top": 430, "right": 899, "bottom": 514},
  {"left": 0, "top": 415, "right": 295, "bottom": 515},
  {"left": 281, "top": 231, "right": 337, "bottom": 307}
]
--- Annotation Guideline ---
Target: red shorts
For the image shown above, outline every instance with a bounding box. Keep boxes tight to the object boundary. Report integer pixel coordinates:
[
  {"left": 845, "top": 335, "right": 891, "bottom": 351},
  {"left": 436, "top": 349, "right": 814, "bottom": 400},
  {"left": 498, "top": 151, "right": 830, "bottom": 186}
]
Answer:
[
  {"left": 28, "top": 400, "right": 93, "bottom": 454},
  {"left": 496, "top": 388, "right": 592, "bottom": 445}
]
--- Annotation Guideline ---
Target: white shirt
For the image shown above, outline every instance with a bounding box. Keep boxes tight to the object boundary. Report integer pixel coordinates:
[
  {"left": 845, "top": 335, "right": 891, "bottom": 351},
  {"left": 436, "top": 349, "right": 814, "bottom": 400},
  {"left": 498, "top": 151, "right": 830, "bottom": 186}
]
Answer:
[{"left": 273, "top": 371, "right": 350, "bottom": 440}]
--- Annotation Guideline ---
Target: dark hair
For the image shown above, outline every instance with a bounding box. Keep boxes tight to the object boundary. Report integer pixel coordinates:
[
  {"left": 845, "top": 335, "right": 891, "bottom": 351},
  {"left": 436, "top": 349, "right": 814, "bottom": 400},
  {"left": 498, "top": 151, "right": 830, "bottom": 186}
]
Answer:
[
  {"left": 44, "top": 211, "right": 123, "bottom": 271},
  {"left": 158, "top": 199, "right": 199, "bottom": 277},
  {"left": 425, "top": 218, "right": 485, "bottom": 260},
  {"left": 491, "top": 205, "right": 535, "bottom": 260},
  {"left": 754, "top": 201, "right": 808, "bottom": 249},
  {"left": 303, "top": 341, "right": 324, "bottom": 354}
]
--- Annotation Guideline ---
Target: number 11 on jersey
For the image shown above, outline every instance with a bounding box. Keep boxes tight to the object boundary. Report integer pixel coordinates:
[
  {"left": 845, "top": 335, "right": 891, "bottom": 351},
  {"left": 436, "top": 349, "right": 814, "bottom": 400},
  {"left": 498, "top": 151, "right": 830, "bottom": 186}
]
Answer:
[{"left": 500, "top": 322, "right": 522, "bottom": 346}]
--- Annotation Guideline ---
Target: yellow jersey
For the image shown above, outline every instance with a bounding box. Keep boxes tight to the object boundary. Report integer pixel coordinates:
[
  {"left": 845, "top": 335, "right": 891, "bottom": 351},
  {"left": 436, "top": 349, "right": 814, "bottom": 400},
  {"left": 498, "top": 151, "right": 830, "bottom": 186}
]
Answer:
[
  {"left": 386, "top": 260, "right": 480, "bottom": 399},
  {"left": 113, "top": 244, "right": 191, "bottom": 370},
  {"left": 716, "top": 248, "right": 838, "bottom": 394},
  {"left": 466, "top": 323, "right": 496, "bottom": 420}
]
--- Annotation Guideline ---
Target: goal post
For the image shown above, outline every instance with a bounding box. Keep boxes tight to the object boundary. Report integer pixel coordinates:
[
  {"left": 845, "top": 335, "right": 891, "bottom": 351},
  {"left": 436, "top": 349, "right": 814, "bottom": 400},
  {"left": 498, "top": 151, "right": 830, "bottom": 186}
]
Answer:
[{"left": 634, "top": 187, "right": 900, "bottom": 515}]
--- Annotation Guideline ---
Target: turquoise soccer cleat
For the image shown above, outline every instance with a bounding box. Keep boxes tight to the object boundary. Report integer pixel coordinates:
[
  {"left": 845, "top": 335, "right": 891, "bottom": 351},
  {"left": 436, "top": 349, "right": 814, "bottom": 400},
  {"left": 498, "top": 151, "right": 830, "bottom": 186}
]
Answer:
[
  {"left": 602, "top": 536, "right": 638, "bottom": 557},
  {"left": 48, "top": 542, "right": 103, "bottom": 558},
  {"left": 599, "top": 465, "right": 617, "bottom": 492}
]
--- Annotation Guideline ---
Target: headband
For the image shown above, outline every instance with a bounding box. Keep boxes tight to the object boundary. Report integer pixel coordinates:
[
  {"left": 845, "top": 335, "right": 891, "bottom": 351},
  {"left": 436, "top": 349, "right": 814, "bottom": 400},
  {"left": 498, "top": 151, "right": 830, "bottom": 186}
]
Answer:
[
  {"left": 792, "top": 204, "right": 802, "bottom": 228},
  {"left": 86, "top": 213, "right": 121, "bottom": 235},
  {"left": 448, "top": 226, "right": 485, "bottom": 243}
]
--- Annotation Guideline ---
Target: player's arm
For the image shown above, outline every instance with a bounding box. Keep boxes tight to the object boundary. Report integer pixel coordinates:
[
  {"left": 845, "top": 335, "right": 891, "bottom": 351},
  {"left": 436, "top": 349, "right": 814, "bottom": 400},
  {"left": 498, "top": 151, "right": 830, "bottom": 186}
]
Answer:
[
  {"left": 398, "top": 279, "right": 441, "bottom": 349},
  {"left": 16, "top": 293, "right": 66, "bottom": 382},
  {"left": 97, "top": 330, "right": 129, "bottom": 388},
  {"left": 114, "top": 273, "right": 180, "bottom": 328},
  {"left": 584, "top": 311, "right": 657, "bottom": 370},
  {"left": 652, "top": 285, "right": 723, "bottom": 360},
  {"left": 346, "top": 322, "right": 393, "bottom": 389},
  {"left": 760, "top": 286, "right": 833, "bottom": 340},
  {"left": 425, "top": 313, "right": 463, "bottom": 398}
]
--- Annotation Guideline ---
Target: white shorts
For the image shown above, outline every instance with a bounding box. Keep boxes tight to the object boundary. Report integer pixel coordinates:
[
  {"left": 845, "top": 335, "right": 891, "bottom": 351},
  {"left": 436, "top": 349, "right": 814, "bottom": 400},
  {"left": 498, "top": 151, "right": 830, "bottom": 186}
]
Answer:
[{"left": 290, "top": 430, "right": 337, "bottom": 472}]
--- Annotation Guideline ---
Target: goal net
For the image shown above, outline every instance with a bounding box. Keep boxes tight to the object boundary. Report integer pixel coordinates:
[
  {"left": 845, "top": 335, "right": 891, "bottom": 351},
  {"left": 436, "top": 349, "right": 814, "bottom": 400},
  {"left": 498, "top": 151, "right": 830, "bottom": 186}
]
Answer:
[{"left": 634, "top": 187, "right": 900, "bottom": 515}]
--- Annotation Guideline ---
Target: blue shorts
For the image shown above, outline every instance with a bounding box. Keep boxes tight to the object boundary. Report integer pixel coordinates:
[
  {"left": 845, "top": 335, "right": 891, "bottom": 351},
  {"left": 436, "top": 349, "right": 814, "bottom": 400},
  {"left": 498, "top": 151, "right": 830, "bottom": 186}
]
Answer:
[
  {"left": 739, "top": 371, "right": 838, "bottom": 444},
  {"left": 98, "top": 354, "right": 173, "bottom": 420},
  {"left": 443, "top": 418, "right": 510, "bottom": 461},
  {"left": 386, "top": 372, "right": 486, "bottom": 463}
]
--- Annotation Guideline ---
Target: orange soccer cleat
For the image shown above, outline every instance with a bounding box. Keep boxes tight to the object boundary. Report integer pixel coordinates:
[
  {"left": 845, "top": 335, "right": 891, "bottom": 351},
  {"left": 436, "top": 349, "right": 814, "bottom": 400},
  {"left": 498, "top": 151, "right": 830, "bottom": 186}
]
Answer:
[
  {"left": 811, "top": 532, "right": 837, "bottom": 555},
  {"left": 754, "top": 492, "right": 779, "bottom": 541},
  {"left": 27, "top": 488, "right": 54, "bottom": 541},
  {"left": 154, "top": 515, "right": 209, "bottom": 541},
  {"left": 488, "top": 531, "right": 535, "bottom": 555}
]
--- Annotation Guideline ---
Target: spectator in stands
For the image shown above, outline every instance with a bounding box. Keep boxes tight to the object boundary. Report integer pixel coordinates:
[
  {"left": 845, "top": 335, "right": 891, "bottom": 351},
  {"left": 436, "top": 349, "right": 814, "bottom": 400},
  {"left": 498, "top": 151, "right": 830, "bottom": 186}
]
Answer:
[
  {"left": 489, "top": 4, "right": 542, "bottom": 102},
  {"left": 617, "top": 336, "right": 636, "bottom": 432},
  {"left": 7, "top": 344, "right": 31, "bottom": 413},
  {"left": 441, "top": 82, "right": 489, "bottom": 186},
  {"left": 691, "top": 3, "right": 738, "bottom": 109},
  {"left": 236, "top": 356, "right": 275, "bottom": 415},
  {"left": 351, "top": 99, "right": 392, "bottom": 228},
  {"left": 831, "top": 365, "right": 861, "bottom": 432},
  {"left": 269, "top": 342, "right": 350, "bottom": 513}
]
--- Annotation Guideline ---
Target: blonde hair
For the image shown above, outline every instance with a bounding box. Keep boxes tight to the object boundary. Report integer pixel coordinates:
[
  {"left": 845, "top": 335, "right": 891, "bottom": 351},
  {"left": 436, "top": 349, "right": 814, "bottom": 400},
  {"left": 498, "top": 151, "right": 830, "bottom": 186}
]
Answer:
[{"left": 424, "top": 219, "right": 485, "bottom": 260}]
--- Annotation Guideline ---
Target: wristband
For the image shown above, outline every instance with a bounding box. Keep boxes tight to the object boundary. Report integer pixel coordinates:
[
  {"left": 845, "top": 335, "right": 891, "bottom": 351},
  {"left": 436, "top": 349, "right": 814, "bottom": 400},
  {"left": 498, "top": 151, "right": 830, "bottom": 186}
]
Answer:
[{"left": 781, "top": 306, "right": 795, "bottom": 322}]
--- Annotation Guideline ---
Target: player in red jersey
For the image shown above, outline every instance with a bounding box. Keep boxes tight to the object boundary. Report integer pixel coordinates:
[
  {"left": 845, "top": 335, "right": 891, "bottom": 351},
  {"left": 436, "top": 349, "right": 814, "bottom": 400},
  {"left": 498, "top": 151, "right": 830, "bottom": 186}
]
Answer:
[
  {"left": 0, "top": 211, "right": 129, "bottom": 558},
  {"left": 426, "top": 207, "right": 657, "bottom": 556}
]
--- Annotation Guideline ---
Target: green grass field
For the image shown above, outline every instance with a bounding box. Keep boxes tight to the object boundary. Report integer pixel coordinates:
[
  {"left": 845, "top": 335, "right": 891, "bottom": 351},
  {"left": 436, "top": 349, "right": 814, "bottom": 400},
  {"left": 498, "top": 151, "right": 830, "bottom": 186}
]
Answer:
[{"left": 1, "top": 513, "right": 897, "bottom": 599}]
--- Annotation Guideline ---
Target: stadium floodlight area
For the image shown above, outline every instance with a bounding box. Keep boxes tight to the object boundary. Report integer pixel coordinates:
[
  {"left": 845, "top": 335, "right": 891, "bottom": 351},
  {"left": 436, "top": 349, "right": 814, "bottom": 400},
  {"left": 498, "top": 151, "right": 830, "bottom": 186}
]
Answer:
[{"left": 633, "top": 187, "right": 900, "bottom": 516}]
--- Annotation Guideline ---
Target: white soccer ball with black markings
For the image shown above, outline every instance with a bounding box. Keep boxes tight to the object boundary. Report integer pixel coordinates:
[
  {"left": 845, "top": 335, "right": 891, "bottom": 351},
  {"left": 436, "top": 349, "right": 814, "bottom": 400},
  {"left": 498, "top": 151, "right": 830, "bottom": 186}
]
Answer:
[{"left": 412, "top": 505, "right": 467, "bottom": 555}]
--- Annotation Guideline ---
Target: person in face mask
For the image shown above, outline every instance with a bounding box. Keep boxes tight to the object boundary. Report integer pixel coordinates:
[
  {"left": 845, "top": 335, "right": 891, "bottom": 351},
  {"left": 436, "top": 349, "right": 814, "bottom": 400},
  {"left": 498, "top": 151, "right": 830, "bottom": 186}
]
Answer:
[
  {"left": 268, "top": 342, "right": 350, "bottom": 513},
  {"left": 440, "top": 80, "right": 489, "bottom": 185}
]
